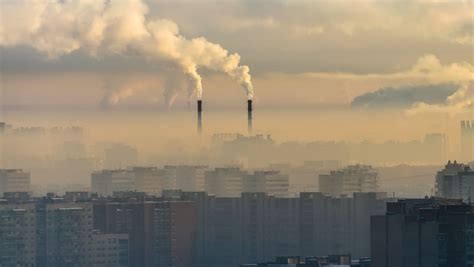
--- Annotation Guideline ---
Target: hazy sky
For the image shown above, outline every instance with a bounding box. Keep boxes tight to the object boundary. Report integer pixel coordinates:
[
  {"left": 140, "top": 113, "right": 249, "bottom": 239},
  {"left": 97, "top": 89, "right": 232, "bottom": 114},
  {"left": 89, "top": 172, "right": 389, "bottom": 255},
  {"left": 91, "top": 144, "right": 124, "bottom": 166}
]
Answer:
[{"left": 0, "top": 0, "right": 473, "bottom": 115}]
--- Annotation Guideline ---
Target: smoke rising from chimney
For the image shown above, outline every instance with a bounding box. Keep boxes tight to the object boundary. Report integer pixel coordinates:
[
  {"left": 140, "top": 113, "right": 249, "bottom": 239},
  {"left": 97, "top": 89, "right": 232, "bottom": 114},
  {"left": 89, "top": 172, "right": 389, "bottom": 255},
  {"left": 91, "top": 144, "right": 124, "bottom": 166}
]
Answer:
[{"left": 0, "top": 0, "right": 254, "bottom": 104}]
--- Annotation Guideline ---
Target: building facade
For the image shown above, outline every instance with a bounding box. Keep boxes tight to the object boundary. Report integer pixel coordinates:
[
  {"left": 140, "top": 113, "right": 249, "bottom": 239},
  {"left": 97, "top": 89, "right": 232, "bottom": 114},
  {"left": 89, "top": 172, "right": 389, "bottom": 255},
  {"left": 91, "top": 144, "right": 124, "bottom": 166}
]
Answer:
[
  {"left": 93, "top": 200, "right": 197, "bottom": 267},
  {"left": 371, "top": 198, "right": 474, "bottom": 267},
  {"left": 0, "top": 202, "right": 36, "bottom": 266},
  {"left": 0, "top": 169, "right": 31, "bottom": 196},
  {"left": 319, "top": 165, "right": 378, "bottom": 197},
  {"left": 92, "top": 232, "right": 130, "bottom": 267},
  {"left": 435, "top": 160, "right": 474, "bottom": 201},
  {"left": 179, "top": 191, "right": 386, "bottom": 266},
  {"left": 243, "top": 171, "right": 290, "bottom": 197},
  {"left": 91, "top": 170, "right": 135, "bottom": 197}
]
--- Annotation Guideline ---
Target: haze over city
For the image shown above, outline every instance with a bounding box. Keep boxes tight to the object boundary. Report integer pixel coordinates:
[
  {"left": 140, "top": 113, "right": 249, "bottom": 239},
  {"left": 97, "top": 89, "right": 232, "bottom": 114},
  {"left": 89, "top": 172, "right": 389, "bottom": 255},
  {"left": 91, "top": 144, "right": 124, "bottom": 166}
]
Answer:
[{"left": 0, "top": 0, "right": 473, "bottom": 267}]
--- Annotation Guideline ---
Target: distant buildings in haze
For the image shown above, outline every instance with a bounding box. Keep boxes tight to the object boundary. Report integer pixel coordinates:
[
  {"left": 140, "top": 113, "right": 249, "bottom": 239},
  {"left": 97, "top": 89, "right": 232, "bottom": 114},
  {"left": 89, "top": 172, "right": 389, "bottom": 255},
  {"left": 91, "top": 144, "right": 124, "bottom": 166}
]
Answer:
[
  {"left": 461, "top": 120, "right": 474, "bottom": 162},
  {"left": 0, "top": 169, "right": 30, "bottom": 196},
  {"left": 91, "top": 166, "right": 290, "bottom": 198},
  {"left": 319, "top": 165, "right": 378, "bottom": 198}
]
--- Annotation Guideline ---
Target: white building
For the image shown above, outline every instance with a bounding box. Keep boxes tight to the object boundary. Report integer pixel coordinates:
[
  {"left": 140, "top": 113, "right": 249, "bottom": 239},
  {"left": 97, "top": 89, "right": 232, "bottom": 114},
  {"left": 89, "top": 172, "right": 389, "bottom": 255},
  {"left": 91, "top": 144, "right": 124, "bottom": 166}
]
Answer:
[
  {"left": 435, "top": 160, "right": 474, "bottom": 201},
  {"left": 0, "top": 169, "right": 31, "bottom": 196},
  {"left": 319, "top": 165, "right": 378, "bottom": 197}
]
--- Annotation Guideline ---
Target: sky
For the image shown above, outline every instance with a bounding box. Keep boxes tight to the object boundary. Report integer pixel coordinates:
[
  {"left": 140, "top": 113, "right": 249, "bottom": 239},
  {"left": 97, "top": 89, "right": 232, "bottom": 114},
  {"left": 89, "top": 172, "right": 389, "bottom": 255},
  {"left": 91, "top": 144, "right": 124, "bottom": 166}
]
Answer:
[{"left": 0, "top": 0, "right": 473, "bottom": 115}]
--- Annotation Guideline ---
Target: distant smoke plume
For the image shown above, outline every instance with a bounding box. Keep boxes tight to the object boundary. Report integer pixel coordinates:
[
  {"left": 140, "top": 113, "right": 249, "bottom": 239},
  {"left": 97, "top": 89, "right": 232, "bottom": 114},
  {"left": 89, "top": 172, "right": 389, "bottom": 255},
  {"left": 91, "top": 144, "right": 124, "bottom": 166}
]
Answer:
[
  {"left": 0, "top": 0, "right": 254, "bottom": 104},
  {"left": 406, "top": 82, "right": 474, "bottom": 115},
  {"left": 100, "top": 78, "right": 153, "bottom": 108},
  {"left": 351, "top": 84, "right": 458, "bottom": 108},
  {"left": 162, "top": 73, "right": 186, "bottom": 107}
]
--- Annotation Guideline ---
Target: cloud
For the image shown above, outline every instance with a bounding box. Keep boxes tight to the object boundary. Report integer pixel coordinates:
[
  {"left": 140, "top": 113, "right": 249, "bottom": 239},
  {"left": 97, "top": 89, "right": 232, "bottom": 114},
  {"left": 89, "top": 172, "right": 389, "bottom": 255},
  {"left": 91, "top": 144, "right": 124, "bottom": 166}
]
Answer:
[
  {"left": 351, "top": 84, "right": 458, "bottom": 108},
  {"left": 149, "top": 0, "right": 473, "bottom": 44},
  {"left": 0, "top": 0, "right": 254, "bottom": 103}
]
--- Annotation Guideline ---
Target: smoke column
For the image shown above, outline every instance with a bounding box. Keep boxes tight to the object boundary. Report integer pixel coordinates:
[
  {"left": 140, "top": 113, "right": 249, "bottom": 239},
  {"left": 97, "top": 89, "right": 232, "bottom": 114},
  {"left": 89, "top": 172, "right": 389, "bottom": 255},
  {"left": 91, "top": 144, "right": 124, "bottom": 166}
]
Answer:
[{"left": 0, "top": 0, "right": 254, "bottom": 104}]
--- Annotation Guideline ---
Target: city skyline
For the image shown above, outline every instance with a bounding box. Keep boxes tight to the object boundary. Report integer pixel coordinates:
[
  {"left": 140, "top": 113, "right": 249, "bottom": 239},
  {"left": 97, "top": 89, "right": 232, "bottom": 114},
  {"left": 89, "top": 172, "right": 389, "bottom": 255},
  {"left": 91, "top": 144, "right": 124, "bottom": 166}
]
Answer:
[{"left": 1, "top": 1, "right": 474, "bottom": 266}]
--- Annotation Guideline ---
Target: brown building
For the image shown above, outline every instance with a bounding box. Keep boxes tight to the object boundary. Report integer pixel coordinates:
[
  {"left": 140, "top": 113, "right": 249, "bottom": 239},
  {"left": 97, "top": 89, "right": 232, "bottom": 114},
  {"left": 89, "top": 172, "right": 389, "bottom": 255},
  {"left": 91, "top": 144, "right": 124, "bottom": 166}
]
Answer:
[{"left": 93, "top": 200, "right": 197, "bottom": 267}]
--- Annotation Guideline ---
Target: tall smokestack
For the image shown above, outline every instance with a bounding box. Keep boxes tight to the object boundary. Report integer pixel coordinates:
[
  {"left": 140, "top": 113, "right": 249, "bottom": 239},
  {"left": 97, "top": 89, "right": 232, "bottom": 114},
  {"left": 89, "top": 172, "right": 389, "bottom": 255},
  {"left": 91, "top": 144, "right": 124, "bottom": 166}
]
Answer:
[
  {"left": 197, "top": 100, "right": 202, "bottom": 135},
  {"left": 247, "top": 100, "right": 253, "bottom": 135}
]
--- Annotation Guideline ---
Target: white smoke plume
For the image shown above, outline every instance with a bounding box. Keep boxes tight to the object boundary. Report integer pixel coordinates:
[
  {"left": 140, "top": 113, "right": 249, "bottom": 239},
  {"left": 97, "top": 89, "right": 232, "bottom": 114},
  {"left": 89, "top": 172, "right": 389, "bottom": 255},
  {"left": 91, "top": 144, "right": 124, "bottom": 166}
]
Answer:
[
  {"left": 0, "top": 0, "right": 254, "bottom": 103},
  {"left": 100, "top": 78, "right": 154, "bottom": 108},
  {"left": 162, "top": 73, "right": 186, "bottom": 107}
]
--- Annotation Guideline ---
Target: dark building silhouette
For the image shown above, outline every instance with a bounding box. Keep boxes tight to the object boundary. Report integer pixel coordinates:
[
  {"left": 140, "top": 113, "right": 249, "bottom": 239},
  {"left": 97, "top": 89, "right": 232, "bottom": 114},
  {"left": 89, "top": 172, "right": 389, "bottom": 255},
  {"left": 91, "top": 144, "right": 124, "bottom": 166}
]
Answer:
[
  {"left": 178, "top": 191, "right": 386, "bottom": 266},
  {"left": 240, "top": 255, "right": 371, "bottom": 267},
  {"left": 371, "top": 198, "right": 474, "bottom": 267}
]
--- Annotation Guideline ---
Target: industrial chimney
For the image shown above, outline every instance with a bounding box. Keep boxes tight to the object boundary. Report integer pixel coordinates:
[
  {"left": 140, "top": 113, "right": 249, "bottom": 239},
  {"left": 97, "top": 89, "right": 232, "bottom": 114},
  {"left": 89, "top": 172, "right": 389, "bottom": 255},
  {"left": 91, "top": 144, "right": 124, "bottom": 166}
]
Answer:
[
  {"left": 197, "top": 100, "right": 202, "bottom": 135},
  {"left": 247, "top": 100, "right": 253, "bottom": 135}
]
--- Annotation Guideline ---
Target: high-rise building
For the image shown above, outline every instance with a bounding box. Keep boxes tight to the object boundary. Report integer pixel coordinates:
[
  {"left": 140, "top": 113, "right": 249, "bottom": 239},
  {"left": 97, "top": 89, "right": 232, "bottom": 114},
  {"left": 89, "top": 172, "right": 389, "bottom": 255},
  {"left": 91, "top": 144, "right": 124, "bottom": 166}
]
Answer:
[
  {"left": 93, "top": 200, "right": 197, "bottom": 267},
  {"left": 92, "top": 232, "right": 130, "bottom": 267},
  {"left": 319, "top": 165, "right": 378, "bottom": 197},
  {"left": 0, "top": 169, "right": 31, "bottom": 196},
  {"left": 0, "top": 203, "right": 37, "bottom": 266},
  {"left": 150, "top": 201, "right": 197, "bottom": 267},
  {"left": 239, "top": 255, "right": 369, "bottom": 267},
  {"left": 461, "top": 120, "right": 474, "bottom": 162},
  {"left": 371, "top": 198, "right": 474, "bottom": 267},
  {"left": 435, "top": 160, "right": 474, "bottom": 201},
  {"left": 1, "top": 196, "right": 135, "bottom": 267},
  {"left": 93, "top": 201, "right": 147, "bottom": 267},
  {"left": 178, "top": 191, "right": 386, "bottom": 266},
  {"left": 41, "top": 202, "right": 94, "bottom": 266},
  {"left": 299, "top": 192, "right": 386, "bottom": 258}
]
